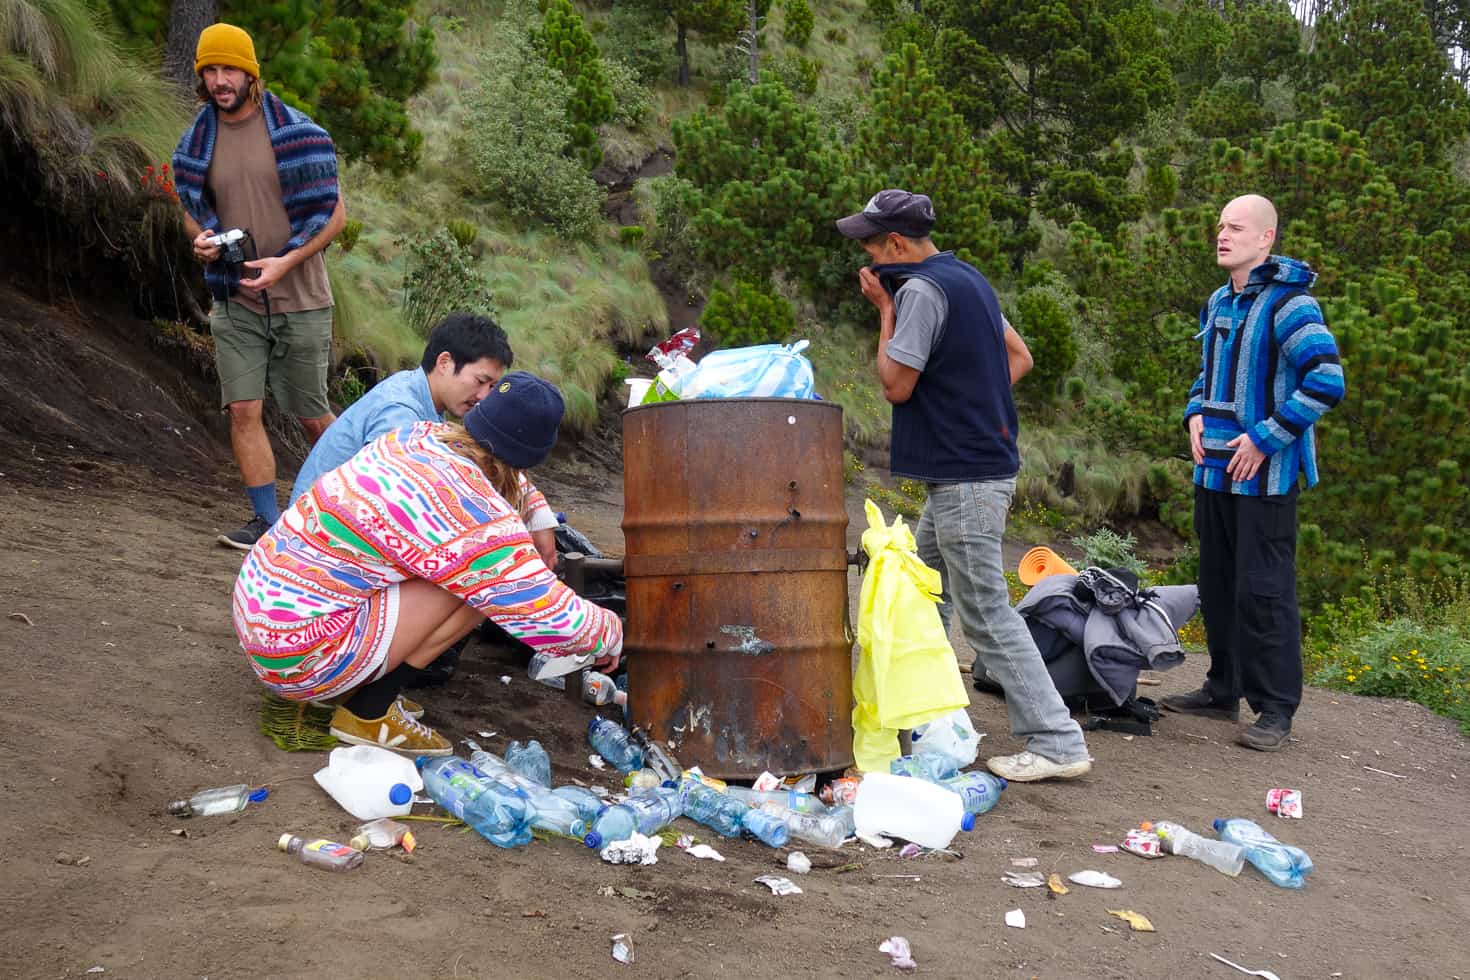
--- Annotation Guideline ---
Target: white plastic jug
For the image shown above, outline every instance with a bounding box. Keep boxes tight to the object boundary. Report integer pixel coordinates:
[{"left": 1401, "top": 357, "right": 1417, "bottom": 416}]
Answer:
[
  {"left": 854, "top": 771, "right": 975, "bottom": 849},
  {"left": 314, "top": 745, "right": 424, "bottom": 820}
]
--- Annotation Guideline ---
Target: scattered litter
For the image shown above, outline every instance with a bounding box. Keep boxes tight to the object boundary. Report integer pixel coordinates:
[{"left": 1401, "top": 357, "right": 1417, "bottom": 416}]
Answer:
[
  {"left": 1010, "top": 857, "right": 1039, "bottom": 868},
  {"left": 1209, "top": 953, "right": 1279, "bottom": 978},
  {"left": 1005, "top": 909, "right": 1026, "bottom": 929},
  {"left": 858, "top": 833, "right": 893, "bottom": 849},
  {"left": 879, "top": 936, "right": 917, "bottom": 973},
  {"left": 899, "top": 843, "right": 924, "bottom": 859},
  {"left": 1002, "top": 871, "right": 1046, "bottom": 888},
  {"left": 790, "top": 773, "right": 817, "bottom": 794},
  {"left": 686, "top": 844, "right": 725, "bottom": 862},
  {"left": 588, "top": 754, "right": 607, "bottom": 771},
  {"left": 598, "top": 885, "right": 615, "bottom": 896},
  {"left": 752, "top": 771, "right": 782, "bottom": 792},
  {"left": 755, "top": 875, "right": 803, "bottom": 896},
  {"left": 590, "top": 785, "right": 610, "bottom": 797},
  {"left": 1092, "top": 844, "right": 1120, "bottom": 853},
  {"left": 600, "top": 832, "right": 661, "bottom": 866},
  {"left": 1069, "top": 870, "right": 1122, "bottom": 889},
  {"left": 872, "top": 874, "right": 922, "bottom": 880},
  {"left": 170, "top": 828, "right": 189, "bottom": 838},
  {"left": 476, "top": 731, "right": 497, "bottom": 739},
  {"left": 1363, "top": 766, "right": 1406, "bottom": 780},
  {"left": 1047, "top": 873, "right": 1069, "bottom": 895},
  {"left": 522, "top": 910, "right": 546, "bottom": 918},
  {"left": 787, "top": 851, "right": 812, "bottom": 874},
  {"left": 85, "top": 968, "right": 104, "bottom": 975},
  {"left": 9, "top": 612, "right": 35, "bottom": 625},
  {"left": 1108, "top": 910, "right": 1155, "bottom": 932},
  {"left": 55, "top": 852, "right": 92, "bottom": 867},
  {"left": 1122, "top": 828, "right": 1164, "bottom": 858},
  {"left": 1183, "top": 732, "right": 1210, "bottom": 741},
  {"left": 412, "top": 794, "right": 434, "bottom": 806},
  {"left": 1266, "top": 788, "right": 1303, "bottom": 819},
  {"left": 611, "top": 933, "right": 634, "bottom": 965}
]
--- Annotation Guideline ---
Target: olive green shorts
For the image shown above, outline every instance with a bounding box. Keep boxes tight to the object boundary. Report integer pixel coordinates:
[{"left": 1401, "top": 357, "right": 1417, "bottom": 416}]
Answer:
[{"left": 211, "top": 302, "right": 334, "bottom": 418}]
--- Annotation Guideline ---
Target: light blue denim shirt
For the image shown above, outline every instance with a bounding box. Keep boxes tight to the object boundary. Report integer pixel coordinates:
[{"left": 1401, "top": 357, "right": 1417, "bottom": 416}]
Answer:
[{"left": 290, "top": 369, "right": 438, "bottom": 503}]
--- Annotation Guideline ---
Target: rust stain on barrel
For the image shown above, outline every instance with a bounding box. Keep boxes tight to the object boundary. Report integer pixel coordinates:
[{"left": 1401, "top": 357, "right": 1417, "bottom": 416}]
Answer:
[{"left": 622, "top": 398, "right": 854, "bottom": 778}]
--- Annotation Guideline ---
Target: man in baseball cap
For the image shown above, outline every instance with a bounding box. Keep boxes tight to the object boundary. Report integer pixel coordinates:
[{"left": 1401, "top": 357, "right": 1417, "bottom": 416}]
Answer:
[{"left": 838, "top": 188, "right": 1094, "bottom": 783}]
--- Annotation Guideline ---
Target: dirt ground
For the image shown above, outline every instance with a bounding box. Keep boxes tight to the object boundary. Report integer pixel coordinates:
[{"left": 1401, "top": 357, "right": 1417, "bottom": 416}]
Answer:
[{"left": 1, "top": 291, "right": 1467, "bottom": 980}]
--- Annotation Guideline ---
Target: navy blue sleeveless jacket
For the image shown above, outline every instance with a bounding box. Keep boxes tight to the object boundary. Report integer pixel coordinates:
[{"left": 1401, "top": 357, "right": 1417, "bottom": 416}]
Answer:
[{"left": 875, "top": 252, "right": 1020, "bottom": 482}]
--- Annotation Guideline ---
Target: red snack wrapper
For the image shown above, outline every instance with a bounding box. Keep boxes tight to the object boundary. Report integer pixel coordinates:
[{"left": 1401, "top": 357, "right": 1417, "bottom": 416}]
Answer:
[
  {"left": 646, "top": 327, "right": 700, "bottom": 367},
  {"left": 1121, "top": 828, "right": 1163, "bottom": 858},
  {"left": 1266, "top": 788, "right": 1303, "bottom": 818}
]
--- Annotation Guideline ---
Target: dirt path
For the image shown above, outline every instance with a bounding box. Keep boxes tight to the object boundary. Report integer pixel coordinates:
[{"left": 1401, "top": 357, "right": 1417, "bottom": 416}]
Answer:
[{"left": 1, "top": 459, "right": 1467, "bottom": 980}]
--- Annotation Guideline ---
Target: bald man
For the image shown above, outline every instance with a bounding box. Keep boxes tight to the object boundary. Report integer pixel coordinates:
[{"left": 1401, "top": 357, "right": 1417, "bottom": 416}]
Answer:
[{"left": 1165, "top": 194, "right": 1345, "bottom": 751}]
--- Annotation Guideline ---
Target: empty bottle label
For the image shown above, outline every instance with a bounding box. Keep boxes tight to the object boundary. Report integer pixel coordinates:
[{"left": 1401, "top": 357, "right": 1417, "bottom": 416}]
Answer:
[{"left": 305, "top": 840, "right": 356, "bottom": 857}]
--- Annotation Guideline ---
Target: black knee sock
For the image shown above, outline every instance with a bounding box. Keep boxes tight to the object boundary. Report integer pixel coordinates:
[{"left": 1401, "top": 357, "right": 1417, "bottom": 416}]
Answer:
[{"left": 344, "top": 666, "right": 409, "bottom": 719}]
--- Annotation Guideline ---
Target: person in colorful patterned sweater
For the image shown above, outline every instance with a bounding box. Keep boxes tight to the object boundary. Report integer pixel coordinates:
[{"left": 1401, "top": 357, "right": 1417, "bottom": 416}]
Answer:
[
  {"left": 1163, "top": 194, "right": 1345, "bottom": 752},
  {"left": 173, "top": 22, "right": 348, "bottom": 551},
  {"left": 233, "top": 373, "right": 623, "bottom": 756}
]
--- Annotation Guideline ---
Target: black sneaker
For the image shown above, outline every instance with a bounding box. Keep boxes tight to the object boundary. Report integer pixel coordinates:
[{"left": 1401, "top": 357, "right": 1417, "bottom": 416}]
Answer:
[
  {"left": 1159, "top": 686, "right": 1240, "bottom": 721},
  {"left": 1237, "top": 712, "right": 1292, "bottom": 752},
  {"left": 217, "top": 515, "right": 270, "bottom": 551}
]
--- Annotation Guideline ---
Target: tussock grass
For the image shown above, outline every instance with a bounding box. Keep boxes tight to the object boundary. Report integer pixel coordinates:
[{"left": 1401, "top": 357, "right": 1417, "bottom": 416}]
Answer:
[{"left": 1017, "top": 425, "right": 1155, "bottom": 525}]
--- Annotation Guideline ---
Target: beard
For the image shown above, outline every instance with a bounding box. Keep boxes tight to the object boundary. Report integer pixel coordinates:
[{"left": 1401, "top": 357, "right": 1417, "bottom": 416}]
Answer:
[{"left": 211, "top": 84, "right": 248, "bottom": 114}]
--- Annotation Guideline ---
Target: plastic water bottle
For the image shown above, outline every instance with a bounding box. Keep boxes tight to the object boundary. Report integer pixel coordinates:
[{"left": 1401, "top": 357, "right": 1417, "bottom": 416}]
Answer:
[
  {"left": 522, "top": 791, "right": 589, "bottom": 838},
  {"left": 940, "top": 772, "right": 1006, "bottom": 816},
  {"left": 631, "top": 729, "right": 682, "bottom": 782},
  {"left": 505, "top": 739, "right": 553, "bottom": 787},
  {"left": 1214, "top": 818, "right": 1314, "bottom": 888},
  {"left": 855, "top": 772, "right": 976, "bottom": 849},
  {"left": 463, "top": 742, "right": 586, "bottom": 837},
  {"left": 588, "top": 716, "right": 643, "bottom": 772},
  {"left": 889, "top": 753, "right": 960, "bottom": 783},
  {"left": 626, "top": 768, "right": 662, "bottom": 791},
  {"left": 1153, "top": 820, "right": 1244, "bottom": 876},
  {"left": 168, "top": 784, "right": 266, "bottom": 817},
  {"left": 584, "top": 786, "right": 682, "bottom": 849},
  {"left": 417, "top": 756, "right": 532, "bottom": 849},
  {"left": 758, "top": 802, "right": 854, "bottom": 848},
  {"left": 583, "top": 672, "right": 626, "bottom": 707},
  {"left": 276, "top": 834, "right": 364, "bottom": 872},
  {"left": 527, "top": 652, "right": 567, "bottom": 689},
  {"left": 740, "top": 807, "right": 791, "bottom": 848},
  {"left": 551, "top": 785, "right": 608, "bottom": 824},
  {"left": 676, "top": 779, "right": 748, "bottom": 837},
  {"left": 723, "top": 785, "right": 830, "bottom": 815}
]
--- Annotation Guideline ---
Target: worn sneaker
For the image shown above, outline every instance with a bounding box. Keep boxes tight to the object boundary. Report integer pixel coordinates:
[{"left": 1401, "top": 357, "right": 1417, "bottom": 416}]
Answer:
[
  {"left": 310, "top": 694, "right": 423, "bottom": 719},
  {"left": 1237, "top": 712, "right": 1292, "bottom": 752},
  {"left": 1159, "top": 687, "right": 1240, "bottom": 721},
  {"left": 396, "top": 695, "right": 425, "bottom": 721},
  {"left": 218, "top": 515, "right": 271, "bottom": 551},
  {"left": 329, "top": 700, "right": 452, "bottom": 757},
  {"left": 986, "top": 751, "right": 1092, "bottom": 782}
]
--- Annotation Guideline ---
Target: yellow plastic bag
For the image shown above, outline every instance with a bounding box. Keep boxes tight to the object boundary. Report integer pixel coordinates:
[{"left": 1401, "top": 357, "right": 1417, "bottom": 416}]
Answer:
[{"left": 852, "top": 499, "right": 969, "bottom": 772}]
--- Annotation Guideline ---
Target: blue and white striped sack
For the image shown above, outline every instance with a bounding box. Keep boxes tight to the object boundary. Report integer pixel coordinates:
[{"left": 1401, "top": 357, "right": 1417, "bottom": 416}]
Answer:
[{"left": 679, "top": 340, "right": 817, "bottom": 399}]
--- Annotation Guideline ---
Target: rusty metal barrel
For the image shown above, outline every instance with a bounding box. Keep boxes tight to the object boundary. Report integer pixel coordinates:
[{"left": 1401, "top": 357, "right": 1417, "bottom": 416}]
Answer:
[{"left": 622, "top": 398, "right": 853, "bottom": 778}]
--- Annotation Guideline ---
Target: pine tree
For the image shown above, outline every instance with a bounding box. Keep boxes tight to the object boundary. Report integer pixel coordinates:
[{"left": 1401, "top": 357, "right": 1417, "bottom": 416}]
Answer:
[
  {"left": 539, "top": 0, "right": 616, "bottom": 168},
  {"left": 783, "top": 0, "right": 813, "bottom": 48},
  {"left": 624, "top": 0, "right": 746, "bottom": 87}
]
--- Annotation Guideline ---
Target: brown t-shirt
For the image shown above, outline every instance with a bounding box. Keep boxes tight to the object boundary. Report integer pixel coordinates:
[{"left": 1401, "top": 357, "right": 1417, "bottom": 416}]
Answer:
[{"left": 206, "top": 109, "right": 332, "bottom": 314}]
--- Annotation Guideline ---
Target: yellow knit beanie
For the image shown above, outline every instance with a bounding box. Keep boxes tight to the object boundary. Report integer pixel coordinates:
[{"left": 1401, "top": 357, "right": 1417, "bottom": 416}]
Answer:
[{"left": 194, "top": 23, "right": 260, "bottom": 78}]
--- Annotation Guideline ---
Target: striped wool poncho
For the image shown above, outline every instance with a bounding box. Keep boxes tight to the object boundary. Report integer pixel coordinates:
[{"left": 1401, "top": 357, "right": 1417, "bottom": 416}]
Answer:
[
  {"left": 172, "top": 90, "right": 339, "bottom": 300},
  {"left": 1184, "top": 255, "right": 1346, "bottom": 497},
  {"left": 233, "top": 422, "right": 622, "bottom": 701}
]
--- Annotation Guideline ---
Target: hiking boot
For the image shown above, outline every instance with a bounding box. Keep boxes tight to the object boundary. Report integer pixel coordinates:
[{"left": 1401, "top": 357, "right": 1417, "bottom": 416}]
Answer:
[
  {"left": 329, "top": 700, "right": 452, "bottom": 757},
  {"left": 1159, "top": 687, "right": 1240, "bottom": 721},
  {"left": 986, "top": 751, "right": 1092, "bottom": 783},
  {"left": 1237, "top": 712, "right": 1292, "bottom": 752},
  {"left": 218, "top": 515, "right": 271, "bottom": 551}
]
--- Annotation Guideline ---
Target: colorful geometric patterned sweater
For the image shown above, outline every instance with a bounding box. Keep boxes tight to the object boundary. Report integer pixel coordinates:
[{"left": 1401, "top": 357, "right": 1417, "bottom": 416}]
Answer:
[
  {"left": 233, "top": 423, "right": 621, "bottom": 691},
  {"left": 1183, "top": 256, "right": 1345, "bottom": 497}
]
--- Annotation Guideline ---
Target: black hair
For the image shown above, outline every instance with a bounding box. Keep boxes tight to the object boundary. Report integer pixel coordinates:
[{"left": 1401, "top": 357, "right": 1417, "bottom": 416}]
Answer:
[{"left": 420, "top": 312, "right": 514, "bottom": 373}]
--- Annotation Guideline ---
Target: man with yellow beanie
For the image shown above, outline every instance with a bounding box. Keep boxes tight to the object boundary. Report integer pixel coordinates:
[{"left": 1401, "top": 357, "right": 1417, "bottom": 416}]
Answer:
[{"left": 172, "top": 22, "right": 348, "bottom": 550}]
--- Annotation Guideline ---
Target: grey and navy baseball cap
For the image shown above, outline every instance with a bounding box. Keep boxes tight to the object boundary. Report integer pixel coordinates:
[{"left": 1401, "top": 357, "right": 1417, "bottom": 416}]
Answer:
[{"left": 836, "top": 189, "right": 937, "bottom": 240}]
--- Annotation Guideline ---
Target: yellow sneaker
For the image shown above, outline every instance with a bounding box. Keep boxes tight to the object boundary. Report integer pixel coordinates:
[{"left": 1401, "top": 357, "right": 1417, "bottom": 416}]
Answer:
[
  {"left": 396, "top": 695, "right": 425, "bottom": 721},
  {"left": 330, "top": 700, "right": 452, "bottom": 757}
]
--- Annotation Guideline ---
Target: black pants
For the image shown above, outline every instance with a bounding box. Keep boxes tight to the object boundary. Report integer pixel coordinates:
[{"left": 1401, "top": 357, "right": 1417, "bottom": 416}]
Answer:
[{"left": 1194, "top": 485, "right": 1302, "bottom": 719}]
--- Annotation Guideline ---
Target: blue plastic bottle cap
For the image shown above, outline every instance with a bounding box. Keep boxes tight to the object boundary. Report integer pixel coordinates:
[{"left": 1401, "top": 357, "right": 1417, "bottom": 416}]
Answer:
[
  {"left": 961, "top": 812, "right": 977, "bottom": 832},
  {"left": 661, "top": 779, "right": 678, "bottom": 789},
  {"left": 995, "top": 778, "right": 1007, "bottom": 791},
  {"left": 583, "top": 832, "right": 601, "bottom": 849},
  {"left": 248, "top": 787, "right": 270, "bottom": 804},
  {"left": 389, "top": 783, "right": 412, "bottom": 806},
  {"left": 1212, "top": 818, "right": 1226, "bottom": 833}
]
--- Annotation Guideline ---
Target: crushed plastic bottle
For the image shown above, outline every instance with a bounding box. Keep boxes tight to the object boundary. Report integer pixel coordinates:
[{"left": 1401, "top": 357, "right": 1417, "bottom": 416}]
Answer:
[
  {"left": 626, "top": 768, "right": 662, "bottom": 792},
  {"left": 277, "top": 834, "right": 364, "bottom": 872},
  {"left": 417, "top": 756, "right": 532, "bottom": 849},
  {"left": 739, "top": 807, "right": 791, "bottom": 848},
  {"left": 1214, "top": 817, "right": 1314, "bottom": 888},
  {"left": 551, "top": 785, "right": 607, "bottom": 825},
  {"left": 724, "top": 785, "right": 830, "bottom": 815},
  {"left": 758, "top": 802, "right": 855, "bottom": 848},
  {"left": 168, "top": 784, "right": 267, "bottom": 817},
  {"left": 505, "top": 739, "right": 552, "bottom": 787},
  {"left": 349, "top": 817, "right": 416, "bottom": 852},
  {"left": 584, "top": 786, "right": 682, "bottom": 849},
  {"left": 526, "top": 652, "right": 568, "bottom": 690},
  {"left": 588, "top": 716, "right": 644, "bottom": 772},
  {"left": 676, "top": 778, "right": 748, "bottom": 837},
  {"left": 630, "top": 728, "right": 681, "bottom": 782},
  {"left": 889, "top": 754, "right": 961, "bottom": 783},
  {"left": 940, "top": 771, "right": 1006, "bottom": 816},
  {"left": 1153, "top": 820, "right": 1244, "bottom": 876}
]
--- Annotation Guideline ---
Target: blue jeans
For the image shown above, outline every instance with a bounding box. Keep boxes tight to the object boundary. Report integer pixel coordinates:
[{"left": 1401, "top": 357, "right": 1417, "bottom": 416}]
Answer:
[{"left": 915, "top": 477, "right": 1089, "bottom": 764}]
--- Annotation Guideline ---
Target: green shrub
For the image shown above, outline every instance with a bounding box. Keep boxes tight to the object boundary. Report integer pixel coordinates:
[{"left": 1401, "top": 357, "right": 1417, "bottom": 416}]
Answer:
[
  {"left": 446, "top": 219, "right": 478, "bottom": 250},
  {"left": 619, "top": 225, "right": 646, "bottom": 248},
  {"left": 784, "top": 0, "right": 815, "bottom": 47},
  {"left": 866, "top": 483, "right": 925, "bottom": 521},
  {"left": 400, "top": 230, "right": 496, "bottom": 337},
  {"left": 1070, "top": 527, "right": 1146, "bottom": 578},
  {"left": 843, "top": 450, "right": 865, "bottom": 485},
  {"left": 338, "top": 218, "right": 364, "bottom": 254},
  {"left": 770, "top": 52, "right": 821, "bottom": 97},
  {"left": 700, "top": 278, "right": 796, "bottom": 347},
  {"left": 602, "top": 57, "right": 653, "bottom": 127},
  {"left": 1012, "top": 268, "right": 1080, "bottom": 406},
  {"left": 603, "top": 2, "right": 681, "bottom": 84}
]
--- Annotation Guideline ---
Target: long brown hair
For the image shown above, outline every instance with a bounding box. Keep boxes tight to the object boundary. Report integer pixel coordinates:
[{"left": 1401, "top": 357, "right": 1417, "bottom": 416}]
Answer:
[
  {"left": 195, "top": 73, "right": 265, "bottom": 109},
  {"left": 436, "top": 423, "right": 527, "bottom": 513}
]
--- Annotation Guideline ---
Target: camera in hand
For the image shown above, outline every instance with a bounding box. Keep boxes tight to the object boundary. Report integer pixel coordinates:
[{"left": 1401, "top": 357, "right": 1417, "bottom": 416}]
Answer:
[{"left": 204, "top": 228, "right": 261, "bottom": 282}]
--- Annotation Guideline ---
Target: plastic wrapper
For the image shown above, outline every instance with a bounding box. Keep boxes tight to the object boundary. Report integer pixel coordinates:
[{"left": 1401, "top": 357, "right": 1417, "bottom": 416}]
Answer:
[{"left": 1266, "top": 788, "right": 1303, "bottom": 818}]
